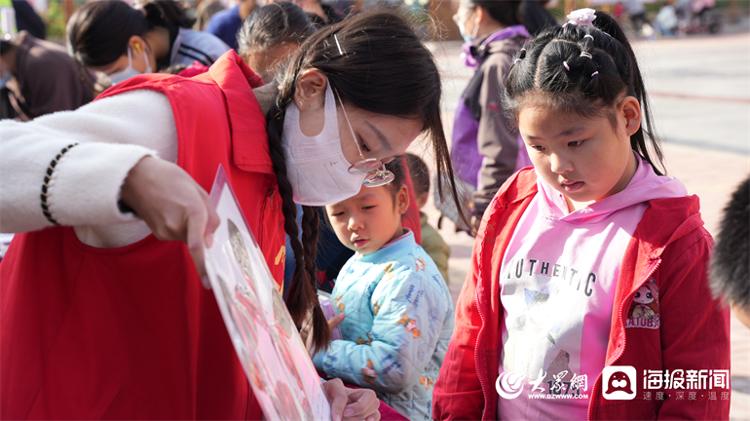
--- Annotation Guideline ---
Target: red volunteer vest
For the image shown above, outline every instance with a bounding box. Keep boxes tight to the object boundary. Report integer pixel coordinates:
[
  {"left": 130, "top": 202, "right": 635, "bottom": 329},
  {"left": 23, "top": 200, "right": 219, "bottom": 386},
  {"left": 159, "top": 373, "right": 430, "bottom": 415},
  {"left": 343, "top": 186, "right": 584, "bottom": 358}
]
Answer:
[{"left": 0, "top": 51, "right": 285, "bottom": 419}]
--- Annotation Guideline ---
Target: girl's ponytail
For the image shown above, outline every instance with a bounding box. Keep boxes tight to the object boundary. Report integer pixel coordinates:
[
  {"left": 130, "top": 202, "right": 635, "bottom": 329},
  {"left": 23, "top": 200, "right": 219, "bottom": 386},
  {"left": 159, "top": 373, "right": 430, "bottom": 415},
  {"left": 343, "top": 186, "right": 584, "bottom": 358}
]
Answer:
[{"left": 591, "top": 12, "right": 664, "bottom": 174}]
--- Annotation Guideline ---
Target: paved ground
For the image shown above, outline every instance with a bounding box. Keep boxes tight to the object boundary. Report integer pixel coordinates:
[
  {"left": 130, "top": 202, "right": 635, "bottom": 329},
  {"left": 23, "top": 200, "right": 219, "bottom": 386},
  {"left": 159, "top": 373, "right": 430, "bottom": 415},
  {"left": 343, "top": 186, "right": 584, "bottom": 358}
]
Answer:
[{"left": 418, "top": 33, "right": 750, "bottom": 419}]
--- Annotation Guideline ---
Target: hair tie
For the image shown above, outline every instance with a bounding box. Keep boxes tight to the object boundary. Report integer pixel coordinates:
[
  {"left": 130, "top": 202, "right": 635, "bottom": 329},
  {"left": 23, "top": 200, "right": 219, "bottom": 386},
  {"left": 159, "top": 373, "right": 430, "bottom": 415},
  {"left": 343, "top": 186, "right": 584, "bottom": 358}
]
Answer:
[
  {"left": 583, "top": 34, "right": 594, "bottom": 41},
  {"left": 591, "top": 71, "right": 599, "bottom": 77},
  {"left": 580, "top": 51, "right": 592, "bottom": 59},
  {"left": 513, "top": 58, "right": 522, "bottom": 64},
  {"left": 519, "top": 48, "right": 527, "bottom": 58},
  {"left": 563, "top": 61, "right": 570, "bottom": 72}
]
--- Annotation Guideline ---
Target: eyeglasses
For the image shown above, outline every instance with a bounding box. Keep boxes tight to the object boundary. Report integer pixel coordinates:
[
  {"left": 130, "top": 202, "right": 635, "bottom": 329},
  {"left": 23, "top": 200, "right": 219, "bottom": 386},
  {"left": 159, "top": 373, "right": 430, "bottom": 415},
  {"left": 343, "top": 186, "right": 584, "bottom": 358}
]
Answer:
[{"left": 332, "top": 88, "right": 395, "bottom": 188}]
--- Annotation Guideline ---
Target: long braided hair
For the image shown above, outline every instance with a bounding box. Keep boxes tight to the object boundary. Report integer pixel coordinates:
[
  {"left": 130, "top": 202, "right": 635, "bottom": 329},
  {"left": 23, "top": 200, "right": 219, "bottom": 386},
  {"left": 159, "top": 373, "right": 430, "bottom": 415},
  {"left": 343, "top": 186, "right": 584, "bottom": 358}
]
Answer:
[{"left": 265, "top": 9, "right": 465, "bottom": 351}]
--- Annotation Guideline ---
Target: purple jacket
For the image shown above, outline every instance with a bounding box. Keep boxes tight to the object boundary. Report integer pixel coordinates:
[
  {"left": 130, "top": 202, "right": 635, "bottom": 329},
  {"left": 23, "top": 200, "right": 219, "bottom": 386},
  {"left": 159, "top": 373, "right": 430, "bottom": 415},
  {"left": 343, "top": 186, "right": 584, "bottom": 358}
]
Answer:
[{"left": 451, "top": 26, "right": 530, "bottom": 217}]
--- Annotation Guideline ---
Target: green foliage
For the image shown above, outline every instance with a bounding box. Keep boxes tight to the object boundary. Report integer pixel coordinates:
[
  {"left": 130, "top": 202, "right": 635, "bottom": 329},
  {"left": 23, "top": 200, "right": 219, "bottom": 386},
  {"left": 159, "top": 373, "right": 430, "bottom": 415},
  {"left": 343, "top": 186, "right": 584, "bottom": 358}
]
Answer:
[{"left": 45, "top": 0, "right": 66, "bottom": 41}]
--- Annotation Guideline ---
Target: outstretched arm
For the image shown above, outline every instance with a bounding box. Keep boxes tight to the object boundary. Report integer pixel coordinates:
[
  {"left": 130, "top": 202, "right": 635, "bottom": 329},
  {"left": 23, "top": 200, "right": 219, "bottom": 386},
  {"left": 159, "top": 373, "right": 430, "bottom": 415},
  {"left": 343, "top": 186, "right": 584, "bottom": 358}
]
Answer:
[{"left": 0, "top": 90, "right": 218, "bottom": 273}]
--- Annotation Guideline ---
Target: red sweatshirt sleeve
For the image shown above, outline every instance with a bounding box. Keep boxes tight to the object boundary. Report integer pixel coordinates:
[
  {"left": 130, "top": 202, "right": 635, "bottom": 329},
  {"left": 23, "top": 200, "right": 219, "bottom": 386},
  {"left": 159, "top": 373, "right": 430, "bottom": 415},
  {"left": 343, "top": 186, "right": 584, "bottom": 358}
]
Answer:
[
  {"left": 656, "top": 229, "right": 731, "bottom": 420},
  {"left": 432, "top": 233, "right": 485, "bottom": 420}
]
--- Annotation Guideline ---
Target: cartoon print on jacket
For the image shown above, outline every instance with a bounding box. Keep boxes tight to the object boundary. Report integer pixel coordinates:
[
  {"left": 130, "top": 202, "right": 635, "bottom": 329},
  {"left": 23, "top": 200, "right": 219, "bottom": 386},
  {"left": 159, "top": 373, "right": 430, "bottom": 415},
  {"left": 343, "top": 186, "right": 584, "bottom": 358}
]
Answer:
[
  {"left": 362, "top": 359, "right": 377, "bottom": 385},
  {"left": 630, "top": 282, "right": 657, "bottom": 318},
  {"left": 626, "top": 279, "right": 660, "bottom": 329},
  {"left": 415, "top": 257, "right": 426, "bottom": 272},
  {"left": 398, "top": 313, "right": 422, "bottom": 338},
  {"left": 334, "top": 295, "right": 345, "bottom": 312},
  {"left": 419, "top": 375, "right": 435, "bottom": 390}
]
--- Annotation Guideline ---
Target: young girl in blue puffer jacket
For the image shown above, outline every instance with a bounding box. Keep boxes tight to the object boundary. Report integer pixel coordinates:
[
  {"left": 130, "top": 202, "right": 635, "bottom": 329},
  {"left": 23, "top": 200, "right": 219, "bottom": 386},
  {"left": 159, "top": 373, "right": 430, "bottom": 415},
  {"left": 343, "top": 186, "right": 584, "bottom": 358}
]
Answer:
[{"left": 313, "top": 159, "right": 454, "bottom": 421}]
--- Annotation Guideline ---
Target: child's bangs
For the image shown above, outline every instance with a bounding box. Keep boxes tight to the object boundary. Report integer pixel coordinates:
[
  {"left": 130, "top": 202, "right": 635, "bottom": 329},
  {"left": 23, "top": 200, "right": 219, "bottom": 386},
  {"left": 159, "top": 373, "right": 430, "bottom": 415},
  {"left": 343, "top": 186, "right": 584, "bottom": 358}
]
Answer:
[{"left": 516, "top": 90, "right": 619, "bottom": 127}]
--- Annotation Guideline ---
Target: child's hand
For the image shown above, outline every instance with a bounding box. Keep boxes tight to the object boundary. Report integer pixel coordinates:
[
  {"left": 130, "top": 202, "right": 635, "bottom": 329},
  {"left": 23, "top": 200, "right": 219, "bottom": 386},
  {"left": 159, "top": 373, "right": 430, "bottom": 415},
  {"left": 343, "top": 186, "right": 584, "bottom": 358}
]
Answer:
[
  {"left": 342, "top": 388, "right": 380, "bottom": 421},
  {"left": 328, "top": 313, "right": 345, "bottom": 332},
  {"left": 323, "top": 378, "right": 380, "bottom": 421}
]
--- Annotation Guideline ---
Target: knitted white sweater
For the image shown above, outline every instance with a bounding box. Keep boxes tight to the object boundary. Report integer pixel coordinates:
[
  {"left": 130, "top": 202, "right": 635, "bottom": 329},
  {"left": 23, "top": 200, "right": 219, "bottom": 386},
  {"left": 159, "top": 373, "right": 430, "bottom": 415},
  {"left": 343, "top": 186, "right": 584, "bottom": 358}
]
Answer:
[{"left": 0, "top": 90, "right": 177, "bottom": 248}]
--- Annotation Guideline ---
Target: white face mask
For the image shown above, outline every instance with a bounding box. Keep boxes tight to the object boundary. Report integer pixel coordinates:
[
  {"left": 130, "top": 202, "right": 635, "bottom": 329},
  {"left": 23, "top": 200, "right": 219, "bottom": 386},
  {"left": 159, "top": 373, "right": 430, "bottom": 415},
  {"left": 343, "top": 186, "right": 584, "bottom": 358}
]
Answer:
[
  {"left": 109, "top": 46, "right": 152, "bottom": 85},
  {"left": 281, "top": 82, "right": 366, "bottom": 206}
]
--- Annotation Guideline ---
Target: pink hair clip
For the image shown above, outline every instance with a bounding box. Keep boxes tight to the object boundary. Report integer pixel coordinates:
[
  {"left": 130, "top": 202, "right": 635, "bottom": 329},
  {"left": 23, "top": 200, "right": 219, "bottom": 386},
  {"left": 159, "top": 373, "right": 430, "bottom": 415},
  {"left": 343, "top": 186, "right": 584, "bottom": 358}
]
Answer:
[{"left": 566, "top": 8, "right": 597, "bottom": 27}]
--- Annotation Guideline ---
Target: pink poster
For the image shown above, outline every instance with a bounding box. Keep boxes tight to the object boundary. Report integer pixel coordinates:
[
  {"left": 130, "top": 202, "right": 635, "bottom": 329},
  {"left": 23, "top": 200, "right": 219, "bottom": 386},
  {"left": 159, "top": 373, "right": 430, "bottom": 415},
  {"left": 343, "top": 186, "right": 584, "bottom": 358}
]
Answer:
[{"left": 204, "top": 166, "right": 330, "bottom": 421}]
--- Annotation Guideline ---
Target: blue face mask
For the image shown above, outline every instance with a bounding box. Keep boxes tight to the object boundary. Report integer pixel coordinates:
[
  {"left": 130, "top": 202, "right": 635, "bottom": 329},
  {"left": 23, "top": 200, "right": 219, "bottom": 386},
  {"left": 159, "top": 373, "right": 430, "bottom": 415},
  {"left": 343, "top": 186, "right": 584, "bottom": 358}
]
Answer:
[
  {"left": 454, "top": 5, "right": 476, "bottom": 44},
  {"left": 108, "top": 46, "right": 152, "bottom": 84}
]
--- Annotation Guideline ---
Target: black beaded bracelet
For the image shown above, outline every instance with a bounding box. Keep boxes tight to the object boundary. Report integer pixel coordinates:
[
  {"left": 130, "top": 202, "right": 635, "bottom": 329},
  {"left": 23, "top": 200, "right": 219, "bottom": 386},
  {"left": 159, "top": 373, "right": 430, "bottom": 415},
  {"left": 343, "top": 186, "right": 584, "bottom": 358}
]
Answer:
[{"left": 40, "top": 142, "right": 80, "bottom": 225}]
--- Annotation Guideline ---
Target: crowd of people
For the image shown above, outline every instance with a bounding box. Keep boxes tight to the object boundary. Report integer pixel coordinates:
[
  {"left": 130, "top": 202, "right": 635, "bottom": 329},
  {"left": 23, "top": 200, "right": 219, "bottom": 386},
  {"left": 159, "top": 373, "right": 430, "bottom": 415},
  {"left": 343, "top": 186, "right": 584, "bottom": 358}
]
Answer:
[
  {"left": 0, "top": 0, "right": 746, "bottom": 420},
  {"left": 615, "top": 0, "right": 722, "bottom": 37}
]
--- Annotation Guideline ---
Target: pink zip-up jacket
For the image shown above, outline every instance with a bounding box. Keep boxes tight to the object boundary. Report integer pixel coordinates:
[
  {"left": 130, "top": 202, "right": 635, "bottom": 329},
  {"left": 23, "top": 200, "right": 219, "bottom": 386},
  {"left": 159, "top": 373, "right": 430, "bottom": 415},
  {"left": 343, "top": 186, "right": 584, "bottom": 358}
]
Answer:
[{"left": 433, "top": 168, "right": 731, "bottom": 420}]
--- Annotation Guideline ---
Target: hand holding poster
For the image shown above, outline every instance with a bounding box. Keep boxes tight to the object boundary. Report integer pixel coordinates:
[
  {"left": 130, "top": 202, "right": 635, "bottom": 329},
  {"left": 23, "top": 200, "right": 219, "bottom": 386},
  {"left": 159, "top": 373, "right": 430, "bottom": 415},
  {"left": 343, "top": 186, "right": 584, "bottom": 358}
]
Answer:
[{"left": 203, "top": 167, "right": 330, "bottom": 421}]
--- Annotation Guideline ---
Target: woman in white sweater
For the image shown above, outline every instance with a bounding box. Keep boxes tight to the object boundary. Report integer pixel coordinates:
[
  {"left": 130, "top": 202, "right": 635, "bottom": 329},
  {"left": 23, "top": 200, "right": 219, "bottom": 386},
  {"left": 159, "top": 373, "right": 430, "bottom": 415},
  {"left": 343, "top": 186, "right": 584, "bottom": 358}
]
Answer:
[{"left": 0, "top": 10, "right": 463, "bottom": 420}]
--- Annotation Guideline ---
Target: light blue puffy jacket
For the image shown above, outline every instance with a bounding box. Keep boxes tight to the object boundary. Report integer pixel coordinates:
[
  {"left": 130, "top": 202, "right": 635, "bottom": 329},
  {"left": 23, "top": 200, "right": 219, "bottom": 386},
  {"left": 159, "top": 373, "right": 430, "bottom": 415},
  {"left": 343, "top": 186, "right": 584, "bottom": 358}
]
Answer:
[{"left": 313, "top": 231, "right": 454, "bottom": 420}]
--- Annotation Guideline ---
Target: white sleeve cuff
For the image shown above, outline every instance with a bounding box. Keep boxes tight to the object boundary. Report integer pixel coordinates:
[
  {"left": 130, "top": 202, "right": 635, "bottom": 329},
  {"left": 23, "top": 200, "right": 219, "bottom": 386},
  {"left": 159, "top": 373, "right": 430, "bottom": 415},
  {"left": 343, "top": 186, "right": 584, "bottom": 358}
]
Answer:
[{"left": 48, "top": 143, "right": 157, "bottom": 226}]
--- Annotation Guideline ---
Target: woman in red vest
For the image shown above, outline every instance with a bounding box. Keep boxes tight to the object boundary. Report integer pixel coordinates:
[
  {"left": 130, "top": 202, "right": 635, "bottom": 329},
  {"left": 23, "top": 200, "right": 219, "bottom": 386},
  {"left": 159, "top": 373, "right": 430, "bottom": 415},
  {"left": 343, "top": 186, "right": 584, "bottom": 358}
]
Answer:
[{"left": 0, "top": 9, "right": 462, "bottom": 421}]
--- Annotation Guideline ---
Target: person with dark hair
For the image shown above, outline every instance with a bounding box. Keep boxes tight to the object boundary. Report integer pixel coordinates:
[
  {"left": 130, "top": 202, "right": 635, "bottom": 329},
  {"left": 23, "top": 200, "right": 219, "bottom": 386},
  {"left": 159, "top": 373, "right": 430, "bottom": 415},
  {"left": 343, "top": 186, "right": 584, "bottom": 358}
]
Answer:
[
  {"left": 405, "top": 152, "right": 450, "bottom": 282},
  {"left": 193, "top": 0, "right": 226, "bottom": 31},
  {"left": 434, "top": 8, "right": 729, "bottom": 420},
  {"left": 298, "top": 155, "right": 424, "bottom": 296},
  {"left": 519, "top": 0, "right": 556, "bottom": 35},
  {"left": 0, "top": 31, "right": 94, "bottom": 120},
  {"left": 623, "top": 0, "right": 651, "bottom": 34},
  {"left": 206, "top": 0, "right": 258, "bottom": 50},
  {"left": 236, "top": 0, "right": 317, "bottom": 296},
  {"left": 237, "top": 1, "right": 315, "bottom": 82},
  {"left": 0, "top": 8, "right": 464, "bottom": 420},
  {"left": 67, "top": 0, "right": 229, "bottom": 84},
  {"left": 317, "top": 159, "right": 453, "bottom": 420},
  {"left": 441, "top": 0, "right": 530, "bottom": 234},
  {"left": 286, "top": 0, "right": 343, "bottom": 27},
  {"left": 12, "top": 0, "right": 46, "bottom": 39},
  {"left": 711, "top": 176, "right": 750, "bottom": 328}
]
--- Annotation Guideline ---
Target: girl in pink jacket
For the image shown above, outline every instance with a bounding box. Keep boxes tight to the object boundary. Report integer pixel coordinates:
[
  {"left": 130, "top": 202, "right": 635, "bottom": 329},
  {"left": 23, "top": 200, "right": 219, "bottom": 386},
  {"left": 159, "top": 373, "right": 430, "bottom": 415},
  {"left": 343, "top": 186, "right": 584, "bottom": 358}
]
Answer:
[{"left": 433, "top": 8, "right": 730, "bottom": 421}]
